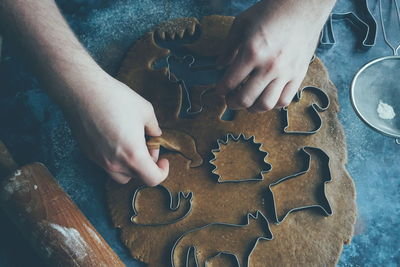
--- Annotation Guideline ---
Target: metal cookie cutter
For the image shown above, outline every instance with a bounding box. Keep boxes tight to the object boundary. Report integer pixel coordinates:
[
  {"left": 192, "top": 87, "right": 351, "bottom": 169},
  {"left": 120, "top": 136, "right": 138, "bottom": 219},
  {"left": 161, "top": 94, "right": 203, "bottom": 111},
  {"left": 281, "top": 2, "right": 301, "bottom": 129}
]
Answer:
[
  {"left": 170, "top": 211, "right": 273, "bottom": 267},
  {"left": 209, "top": 133, "right": 272, "bottom": 183},
  {"left": 282, "top": 86, "right": 330, "bottom": 135},
  {"left": 131, "top": 185, "right": 193, "bottom": 226},
  {"left": 320, "top": 0, "right": 377, "bottom": 50},
  {"left": 267, "top": 146, "right": 333, "bottom": 224},
  {"left": 162, "top": 54, "right": 222, "bottom": 117},
  {"left": 351, "top": 0, "right": 400, "bottom": 144}
]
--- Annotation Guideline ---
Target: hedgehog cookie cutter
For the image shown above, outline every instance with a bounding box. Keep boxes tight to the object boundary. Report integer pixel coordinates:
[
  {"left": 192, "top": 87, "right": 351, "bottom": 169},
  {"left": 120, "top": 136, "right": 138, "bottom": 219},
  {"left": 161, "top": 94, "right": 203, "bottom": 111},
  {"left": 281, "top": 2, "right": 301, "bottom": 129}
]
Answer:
[
  {"left": 267, "top": 146, "right": 333, "bottom": 224},
  {"left": 282, "top": 86, "right": 330, "bottom": 135},
  {"left": 209, "top": 133, "right": 272, "bottom": 183},
  {"left": 170, "top": 211, "right": 273, "bottom": 267},
  {"left": 130, "top": 185, "right": 193, "bottom": 226}
]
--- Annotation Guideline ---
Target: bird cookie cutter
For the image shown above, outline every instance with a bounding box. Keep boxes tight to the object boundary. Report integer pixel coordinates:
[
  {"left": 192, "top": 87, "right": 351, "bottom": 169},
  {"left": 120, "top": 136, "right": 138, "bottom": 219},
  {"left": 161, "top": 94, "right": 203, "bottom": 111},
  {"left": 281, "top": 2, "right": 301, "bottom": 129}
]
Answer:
[
  {"left": 209, "top": 133, "right": 272, "bottom": 183},
  {"left": 130, "top": 185, "right": 194, "bottom": 226},
  {"left": 320, "top": 0, "right": 377, "bottom": 50},
  {"left": 170, "top": 210, "right": 273, "bottom": 267},
  {"left": 267, "top": 146, "right": 333, "bottom": 224},
  {"left": 282, "top": 86, "right": 330, "bottom": 135}
]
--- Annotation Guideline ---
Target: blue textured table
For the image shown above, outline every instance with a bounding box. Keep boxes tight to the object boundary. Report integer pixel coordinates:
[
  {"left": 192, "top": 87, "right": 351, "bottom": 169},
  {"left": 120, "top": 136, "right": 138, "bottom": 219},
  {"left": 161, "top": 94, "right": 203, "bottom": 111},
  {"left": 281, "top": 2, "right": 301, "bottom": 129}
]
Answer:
[{"left": 0, "top": 0, "right": 399, "bottom": 266}]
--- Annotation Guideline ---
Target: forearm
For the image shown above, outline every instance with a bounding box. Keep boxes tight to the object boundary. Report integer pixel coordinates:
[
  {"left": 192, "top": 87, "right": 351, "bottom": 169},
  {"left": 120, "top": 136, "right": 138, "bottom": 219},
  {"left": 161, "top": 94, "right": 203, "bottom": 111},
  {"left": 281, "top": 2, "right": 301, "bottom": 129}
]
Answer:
[{"left": 0, "top": 0, "right": 104, "bottom": 110}]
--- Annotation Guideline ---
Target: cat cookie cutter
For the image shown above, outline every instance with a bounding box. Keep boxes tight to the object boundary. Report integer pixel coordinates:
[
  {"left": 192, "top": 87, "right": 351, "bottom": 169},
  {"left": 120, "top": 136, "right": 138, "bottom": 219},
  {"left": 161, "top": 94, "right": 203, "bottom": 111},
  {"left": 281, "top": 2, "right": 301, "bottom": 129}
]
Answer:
[
  {"left": 170, "top": 211, "right": 273, "bottom": 267},
  {"left": 267, "top": 146, "right": 333, "bottom": 224},
  {"left": 130, "top": 185, "right": 193, "bottom": 226},
  {"left": 282, "top": 86, "right": 330, "bottom": 135},
  {"left": 320, "top": 0, "right": 377, "bottom": 50},
  {"left": 210, "top": 133, "right": 272, "bottom": 183}
]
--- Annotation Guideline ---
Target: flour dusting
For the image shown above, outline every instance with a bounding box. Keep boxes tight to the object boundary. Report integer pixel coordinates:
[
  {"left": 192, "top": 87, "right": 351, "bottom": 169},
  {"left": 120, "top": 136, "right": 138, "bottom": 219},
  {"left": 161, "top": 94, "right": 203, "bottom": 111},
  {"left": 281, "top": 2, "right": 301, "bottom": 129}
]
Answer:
[
  {"left": 84, "top": 223, "right": 104, "bottom": 247},
  {"left": 377, "top": 100, "right": 396, "bottom": 120},
  {"left": 50, "top": 223, "right": 88, "bottom": 261}
]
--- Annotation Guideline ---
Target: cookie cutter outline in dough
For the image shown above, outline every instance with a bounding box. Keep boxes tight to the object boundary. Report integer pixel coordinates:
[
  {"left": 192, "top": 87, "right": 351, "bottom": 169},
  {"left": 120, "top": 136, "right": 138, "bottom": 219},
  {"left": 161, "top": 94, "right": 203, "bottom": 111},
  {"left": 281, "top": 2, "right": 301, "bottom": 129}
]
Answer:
[
  {"left": 320, "top": 0, "right": 377, "bottom": 50},
  {"left": 267, "top": 146, "right": 333, "bottom": 224},
  {"left": 209, "top": 133, "right": 272, "bottom": 183},
  {"left": 163, "top": 54, "right": 217, "bottom": 116},
  {"left": 170, "top": 210, "right": 273, "bottom": 267},
  {"left": 282, "top": 86, "right": 330, "bottom": 135},
  {"left": 130, "top": 185, "right": 194, "bottom": 226}
]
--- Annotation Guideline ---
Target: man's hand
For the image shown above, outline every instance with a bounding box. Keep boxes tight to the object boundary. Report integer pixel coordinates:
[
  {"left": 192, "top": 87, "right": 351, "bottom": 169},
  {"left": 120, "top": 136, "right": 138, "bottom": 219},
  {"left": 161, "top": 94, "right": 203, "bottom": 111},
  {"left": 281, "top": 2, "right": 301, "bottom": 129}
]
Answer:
[
  {"left": 64, "top": 73, "right": 169, "bottom": 185},
  {"left": 216, "top": 0, "right": 335, "bottom": 112},
  {"left": 0, "top": 0, "right": 169, "bottom": 185}
]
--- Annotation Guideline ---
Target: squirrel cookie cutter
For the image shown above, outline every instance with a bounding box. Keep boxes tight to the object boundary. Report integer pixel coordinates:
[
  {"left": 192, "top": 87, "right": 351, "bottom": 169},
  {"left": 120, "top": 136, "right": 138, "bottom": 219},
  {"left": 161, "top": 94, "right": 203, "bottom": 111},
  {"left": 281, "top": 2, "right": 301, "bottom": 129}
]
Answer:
[
  {"left": 130, "top": 185, "right": 194, "bottom": 226},
  {"left": 282, "top": 86, "right": 330, "bottom": 135},
  {"left": 210, "top": 133, "right": 272, "bottom": 183},
  {"left": 320, "top": 0, "right": 377, "bottom": 49},
  {"left": 267, "top": 146, "right": 333, "bottom": 224},
  {"left": 170, "top": 211, "right": 273, "bottom": 267}
]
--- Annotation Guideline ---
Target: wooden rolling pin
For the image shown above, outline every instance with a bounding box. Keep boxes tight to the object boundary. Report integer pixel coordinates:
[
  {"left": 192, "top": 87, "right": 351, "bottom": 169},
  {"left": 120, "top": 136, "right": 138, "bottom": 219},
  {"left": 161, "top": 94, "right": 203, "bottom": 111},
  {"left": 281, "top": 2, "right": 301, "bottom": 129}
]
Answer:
[{"left": 0, "top": 141, "right": 125, "bottom": 267}]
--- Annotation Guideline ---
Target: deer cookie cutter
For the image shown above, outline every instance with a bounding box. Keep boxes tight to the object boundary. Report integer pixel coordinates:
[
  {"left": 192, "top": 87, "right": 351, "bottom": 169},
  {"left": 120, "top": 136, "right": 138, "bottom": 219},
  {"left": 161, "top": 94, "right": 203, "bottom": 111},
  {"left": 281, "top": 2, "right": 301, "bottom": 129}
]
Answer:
[
  {"left": 209, "top": 133, "right": 272, "bottom": 183},
  {"left": 170, "top": 210, "right": 273, "bottom": 267},
  {"left": 320, "top": 0, "right": 377, "bottom": 50},
  {"left": 267, "top": 146, "right": 333, "bottom": 224}
]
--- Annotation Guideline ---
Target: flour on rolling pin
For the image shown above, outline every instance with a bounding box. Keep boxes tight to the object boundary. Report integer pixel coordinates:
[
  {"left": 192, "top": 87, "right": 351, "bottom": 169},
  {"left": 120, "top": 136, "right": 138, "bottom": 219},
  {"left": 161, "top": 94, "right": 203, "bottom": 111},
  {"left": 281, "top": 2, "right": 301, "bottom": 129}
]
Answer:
[
  {"left": 49, "top": 223, "right": 89, "bottom": 261},
  {"left": 377, "top": 100, "right": 396, "bottom": 120}
]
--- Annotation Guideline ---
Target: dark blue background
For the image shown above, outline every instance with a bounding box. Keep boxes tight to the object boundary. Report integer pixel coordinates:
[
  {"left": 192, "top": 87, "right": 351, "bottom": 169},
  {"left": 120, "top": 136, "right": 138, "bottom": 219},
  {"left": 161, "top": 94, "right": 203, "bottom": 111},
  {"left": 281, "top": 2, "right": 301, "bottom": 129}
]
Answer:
[{"left": 0, "top": 0, "right": 399, "bottom": 266}]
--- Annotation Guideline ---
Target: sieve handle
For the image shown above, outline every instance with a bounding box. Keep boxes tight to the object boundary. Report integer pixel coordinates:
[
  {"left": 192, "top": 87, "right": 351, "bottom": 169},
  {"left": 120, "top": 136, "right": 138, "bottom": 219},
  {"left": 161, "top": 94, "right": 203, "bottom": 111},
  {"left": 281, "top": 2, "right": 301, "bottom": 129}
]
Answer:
[{"left": 396, "top": 139, "right": 400, "bottom": 145}]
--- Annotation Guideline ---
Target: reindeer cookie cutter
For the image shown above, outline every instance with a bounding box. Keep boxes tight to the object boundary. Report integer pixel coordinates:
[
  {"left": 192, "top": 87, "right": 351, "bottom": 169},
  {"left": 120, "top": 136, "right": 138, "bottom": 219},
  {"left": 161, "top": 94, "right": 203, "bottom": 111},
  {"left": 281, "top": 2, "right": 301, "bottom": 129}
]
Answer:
[
  {"left": 209, "top": 133, "right": 272, "bottom": 183},
  {"left": 282, "top": 86, "right": 330, "bottom": 135},
  {"left": 130, "top": 185, "right": 193, "bottom": 226},
  {"left": 267, "top": 146, "right": 333, "bottom": 224},
  {"left": 170, "top": 211, "right": 273, "bottom": 267},
  {"left": 320, "top": 0, "right": 377, "bottom": 49}
]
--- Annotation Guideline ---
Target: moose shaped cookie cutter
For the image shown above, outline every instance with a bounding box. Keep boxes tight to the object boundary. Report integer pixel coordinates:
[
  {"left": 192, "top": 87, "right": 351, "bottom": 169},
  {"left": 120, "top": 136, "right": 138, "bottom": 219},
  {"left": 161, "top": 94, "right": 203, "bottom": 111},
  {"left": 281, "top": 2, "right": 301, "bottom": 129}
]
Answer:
[
  {"left": 267, "top": 146, "right": 333, "bottom": 224},
  {"left": 170, "top": 211, "right": 273, "bottom": 267},
  {"left": 209, "top": 133, "right": 272, "bottom": 183},
  {"left": 282, "top": 86, "right": 330, "bottom": 135}
]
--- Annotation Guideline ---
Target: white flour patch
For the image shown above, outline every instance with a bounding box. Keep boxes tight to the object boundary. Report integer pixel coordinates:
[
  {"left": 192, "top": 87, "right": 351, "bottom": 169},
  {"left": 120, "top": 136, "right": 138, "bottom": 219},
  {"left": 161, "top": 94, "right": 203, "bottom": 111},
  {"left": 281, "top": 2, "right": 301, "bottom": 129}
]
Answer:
[
  {"left": 50, "top": 223, "right": 88, "bottom": 261},
  {"left": 84, "top": 223, "right": 104, "bottom": 247},
  {"left": 377, "top": 100, "right": 396, "bottom": 120}
]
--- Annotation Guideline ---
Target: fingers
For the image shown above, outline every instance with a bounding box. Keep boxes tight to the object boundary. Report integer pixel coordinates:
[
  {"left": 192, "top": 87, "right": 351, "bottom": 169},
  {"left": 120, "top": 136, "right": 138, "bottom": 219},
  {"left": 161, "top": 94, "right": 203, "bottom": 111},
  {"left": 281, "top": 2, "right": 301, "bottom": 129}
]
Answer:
[
  {"left": 129, "top": 153, "right": 169, "bottom": 187},
  {"left": 149, "top": 148, "right": 160, "bottom": 162},
  {"left": 248, "top": 79, "right": 287, "bottom": 113},
  {"left": 225, "top": 68, "right": 274, "bottom": 110},
  {"left": 216, "top": 48, "right": 254, "bottom": 95},
  {"left": 217, "top": 19, "right": 241, "bottom": 67},
  {"left": 108, "top": 171, "right": 131, "bottom": 184},
  {"left": 276, "top": 80, "right": 301, "bottom": 108},
  {"left": 144, "top": 104, "right": 162, "bottom": 137}
]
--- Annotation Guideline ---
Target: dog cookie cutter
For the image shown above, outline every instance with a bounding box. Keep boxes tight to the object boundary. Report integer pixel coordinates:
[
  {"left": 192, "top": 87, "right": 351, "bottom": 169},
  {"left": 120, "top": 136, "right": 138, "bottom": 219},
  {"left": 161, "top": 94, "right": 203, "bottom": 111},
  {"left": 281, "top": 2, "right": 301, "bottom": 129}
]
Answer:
[
  {"left": 267, "top": 146, "right": 333, "bottom": 224},
  {"left": 210, "top": 133, "right": 272, "bottom": 183},
  {"left": 320, "top": 0, "right": 377, "bottom": 49},
  {"left": 131, "top": 185, "right": 193, "bottom": 226},
  {"left": 282, "top": 86, "right": 330, "bottom": 135},
  {"left": 170, "top": 211, "right": 273, "bottom": 267}
]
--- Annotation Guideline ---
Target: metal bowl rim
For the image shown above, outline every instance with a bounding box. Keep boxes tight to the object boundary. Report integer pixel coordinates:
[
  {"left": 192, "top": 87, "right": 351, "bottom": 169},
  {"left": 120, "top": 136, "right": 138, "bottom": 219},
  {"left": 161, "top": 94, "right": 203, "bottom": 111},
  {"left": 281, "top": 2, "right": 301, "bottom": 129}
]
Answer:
[{"left": 350, "top": 55, "right": 400, "bottom": 139}]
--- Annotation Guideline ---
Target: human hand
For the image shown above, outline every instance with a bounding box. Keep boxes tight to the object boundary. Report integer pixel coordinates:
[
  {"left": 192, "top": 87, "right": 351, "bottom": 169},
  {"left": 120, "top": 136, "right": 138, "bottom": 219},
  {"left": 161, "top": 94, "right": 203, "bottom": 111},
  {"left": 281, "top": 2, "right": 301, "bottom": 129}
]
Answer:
[
  {"left": 216, "top": 0, "right": 335, "bottom": 112},
  {"left": 63, "top": 72, "right": 169, "bottom": 185}
]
